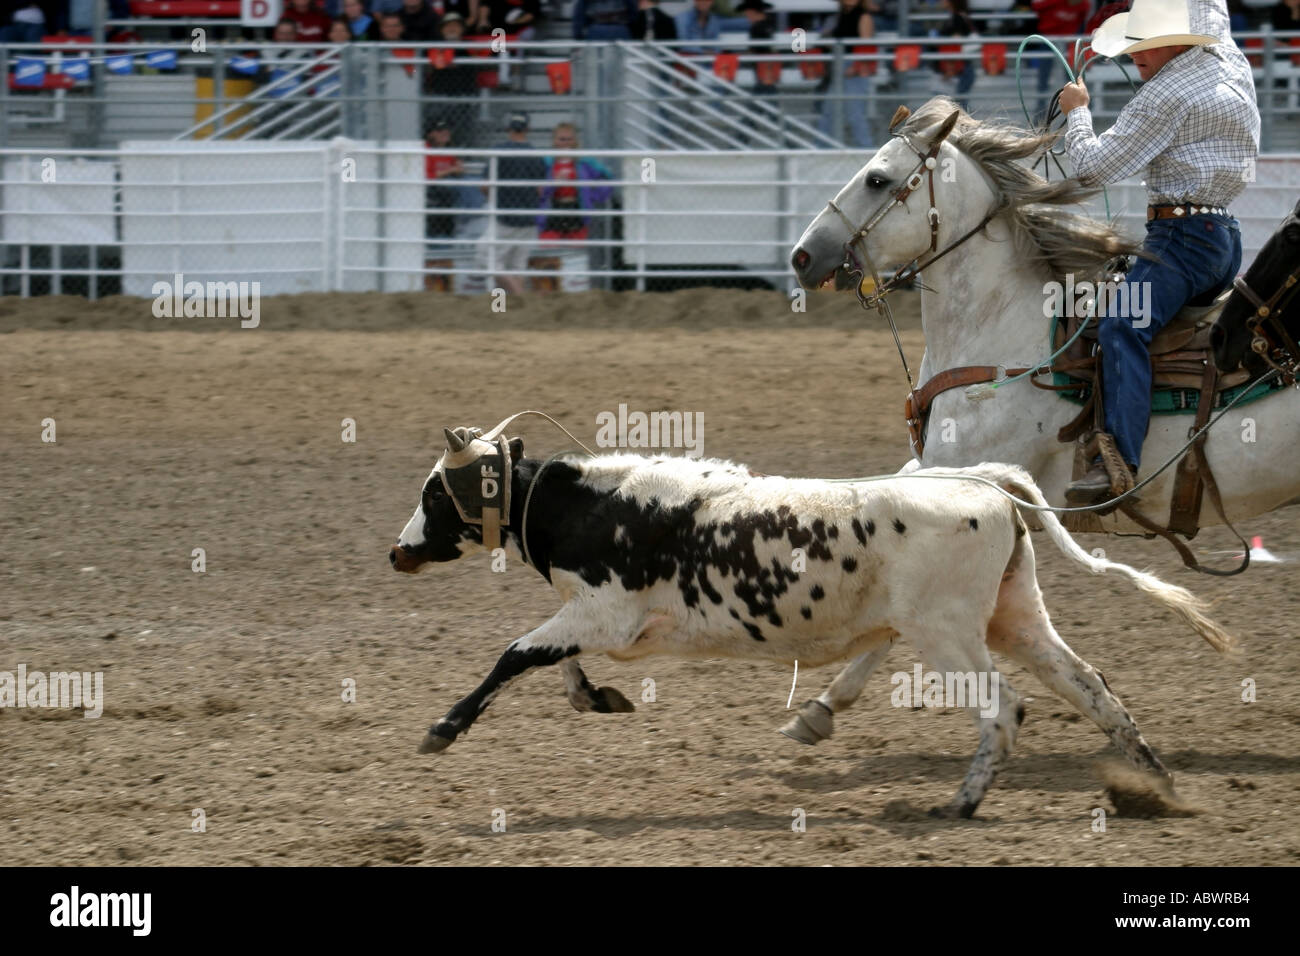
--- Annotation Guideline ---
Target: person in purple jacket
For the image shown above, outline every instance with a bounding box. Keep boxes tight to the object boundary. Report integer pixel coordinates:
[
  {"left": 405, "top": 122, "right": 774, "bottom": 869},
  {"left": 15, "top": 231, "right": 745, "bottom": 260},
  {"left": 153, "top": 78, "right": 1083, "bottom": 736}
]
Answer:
[{"left": 537, "top": 123, "right": 614, "bottom": 242}]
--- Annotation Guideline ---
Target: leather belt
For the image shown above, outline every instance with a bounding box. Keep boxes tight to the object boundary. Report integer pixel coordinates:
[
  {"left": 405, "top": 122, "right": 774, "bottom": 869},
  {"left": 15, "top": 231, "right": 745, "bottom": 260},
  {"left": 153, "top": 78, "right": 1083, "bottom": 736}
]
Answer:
[{"left": 1147, "top": 203, "right": 1229, "bottom": 221}]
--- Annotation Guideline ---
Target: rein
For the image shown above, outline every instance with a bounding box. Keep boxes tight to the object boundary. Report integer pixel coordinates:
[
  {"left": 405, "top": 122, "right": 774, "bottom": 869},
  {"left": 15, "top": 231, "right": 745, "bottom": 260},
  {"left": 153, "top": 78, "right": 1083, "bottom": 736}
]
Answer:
[{"left": 821, "top": 106, "right": 996, "bottom": 412}]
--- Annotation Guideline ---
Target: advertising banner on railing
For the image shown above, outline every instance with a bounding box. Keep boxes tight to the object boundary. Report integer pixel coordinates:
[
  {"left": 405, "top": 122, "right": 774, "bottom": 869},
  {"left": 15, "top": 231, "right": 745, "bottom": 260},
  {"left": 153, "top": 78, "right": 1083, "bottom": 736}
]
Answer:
[{"left": 241, "top": 0, "right": 282, "bottom": 28}]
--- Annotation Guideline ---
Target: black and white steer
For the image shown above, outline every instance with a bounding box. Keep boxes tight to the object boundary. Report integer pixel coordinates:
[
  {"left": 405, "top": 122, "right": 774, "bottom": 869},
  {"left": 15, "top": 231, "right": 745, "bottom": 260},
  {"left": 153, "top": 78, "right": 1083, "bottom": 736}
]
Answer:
[{"left": 389, "top": 430, "right": 1232, "bottom": 817}]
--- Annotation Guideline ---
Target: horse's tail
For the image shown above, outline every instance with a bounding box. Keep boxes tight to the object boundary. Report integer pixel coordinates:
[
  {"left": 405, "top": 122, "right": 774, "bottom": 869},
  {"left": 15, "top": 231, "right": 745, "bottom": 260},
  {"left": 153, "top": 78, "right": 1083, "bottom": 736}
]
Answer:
[{"left": 966, "top": 462, "right": 1237, "bottom": 654}]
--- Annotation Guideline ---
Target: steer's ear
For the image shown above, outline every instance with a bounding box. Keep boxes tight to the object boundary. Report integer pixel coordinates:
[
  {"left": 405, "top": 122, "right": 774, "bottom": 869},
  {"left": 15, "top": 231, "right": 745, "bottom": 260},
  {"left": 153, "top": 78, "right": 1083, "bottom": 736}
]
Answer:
[{"left": 508, "top": 436, "right": 524, "bottom": 460}]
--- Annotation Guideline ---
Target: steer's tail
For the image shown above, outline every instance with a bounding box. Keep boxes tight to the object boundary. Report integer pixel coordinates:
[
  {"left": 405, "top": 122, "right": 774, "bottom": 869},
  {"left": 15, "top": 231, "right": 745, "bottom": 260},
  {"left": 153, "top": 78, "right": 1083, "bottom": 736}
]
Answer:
[{"left": 966, "top": 462, "right": 1236, "bottom": 654}]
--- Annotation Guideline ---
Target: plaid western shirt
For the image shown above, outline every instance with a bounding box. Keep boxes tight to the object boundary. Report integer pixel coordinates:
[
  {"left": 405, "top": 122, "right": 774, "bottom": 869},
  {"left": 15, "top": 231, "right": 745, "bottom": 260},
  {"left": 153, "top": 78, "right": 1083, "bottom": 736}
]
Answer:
[{"left": 1064, "top": 0, "right": 1260, "bottom": 208}]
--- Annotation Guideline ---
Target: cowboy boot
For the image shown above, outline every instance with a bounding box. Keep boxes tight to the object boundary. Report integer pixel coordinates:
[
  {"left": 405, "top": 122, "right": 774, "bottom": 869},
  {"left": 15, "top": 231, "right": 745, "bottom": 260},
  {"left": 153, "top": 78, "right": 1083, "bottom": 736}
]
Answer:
[
  {"left": 1066, "top": 458, "right": 1139, "bottom": 506},
  {"left": 1065, "top": 458, "right": 1113, "bottom": 505}
]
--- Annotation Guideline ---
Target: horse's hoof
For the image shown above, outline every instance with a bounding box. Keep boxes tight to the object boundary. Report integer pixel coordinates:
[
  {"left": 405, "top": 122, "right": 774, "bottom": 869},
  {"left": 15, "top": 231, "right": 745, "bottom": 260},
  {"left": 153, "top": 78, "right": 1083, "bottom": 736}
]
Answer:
[
  {"left": 927, "top": 803, "right": 975, "bottom": 820},
  {"left": 779, "top": 699, "right": 834, "bottom": 745},
  {"left": 417, "top": 732, "right": 454, "bottom": 755},
  {"left": 597, "top": 686, "right": 636, "bottom": 713}
]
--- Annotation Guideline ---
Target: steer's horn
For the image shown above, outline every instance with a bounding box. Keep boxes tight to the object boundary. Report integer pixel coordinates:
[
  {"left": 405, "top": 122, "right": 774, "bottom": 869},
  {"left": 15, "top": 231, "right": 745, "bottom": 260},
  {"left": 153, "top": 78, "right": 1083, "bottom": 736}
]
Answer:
[
  {"left": 444, "top": 426, "right": 469, "bottom": 452},
  {"left": 889, "top": 104, "right": 910, "bottom": 133}
]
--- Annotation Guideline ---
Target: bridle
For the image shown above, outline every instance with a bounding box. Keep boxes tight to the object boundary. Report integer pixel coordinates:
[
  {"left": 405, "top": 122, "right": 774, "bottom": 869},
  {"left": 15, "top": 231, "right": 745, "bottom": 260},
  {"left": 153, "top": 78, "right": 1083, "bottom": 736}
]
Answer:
[
  {"left": 819, "top": 106, "right": 999, "bottom": 456},
  {"left": 1231, "top": 256, "right": 1300, "bottom": 381}
]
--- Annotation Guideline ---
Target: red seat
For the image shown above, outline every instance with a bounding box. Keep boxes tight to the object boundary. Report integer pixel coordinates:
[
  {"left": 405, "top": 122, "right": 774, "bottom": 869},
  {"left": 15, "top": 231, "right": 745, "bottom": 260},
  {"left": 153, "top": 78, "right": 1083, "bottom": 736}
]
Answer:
[
  {"left": 938, "top": 43, "right": 964, "bottom": 78},
  {"left": 850, "top": 44, "right": 877, "bottom": 76},
  {"left": 797, "top": 49, "right": 825, "bottom": 81},
  {"left": 754, "top": 58, "right": 781, "bottom": 86},
  {"left": 1243, "top": 36, "right": 1263, "bottom": 68},
  {"left": 981, "top": 43, "right": 1007, "bottom": 76},
  {"left": 713, "top": 52, "right": 739, "bottom": 83},
  {"left": 894, "top": 45, "right": 921, "bottom": 72},
  {"left": 545, "top": 60, "right": 571, "bottom": 94},
  {"left": 42, "top": 34, "right": 93, "bottom": 46},
  {"left": 129, "top": 1, "right": 241, "bottom": 15}
]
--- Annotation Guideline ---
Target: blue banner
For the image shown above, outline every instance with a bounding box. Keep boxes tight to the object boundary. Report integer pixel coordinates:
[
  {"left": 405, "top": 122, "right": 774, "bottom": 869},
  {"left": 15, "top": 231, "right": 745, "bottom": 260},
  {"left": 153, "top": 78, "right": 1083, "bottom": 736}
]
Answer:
[
  {"left": 105, "top": 54, "right": 134, "bottom": 75},
  {"left": 145, "top": 50, "right": 178, "bottom": 71},
  {"left": 266, "top": 69, "right": 297, "bottom": 98},
  {"left": 62, "top": 57, "right": 91, "bottom": 81},
  {"left": 229, "top": 55, "right": 259, "bottom": 75},
  {"left": 13, "top": 57, "right": 46, "bottom": 87}
]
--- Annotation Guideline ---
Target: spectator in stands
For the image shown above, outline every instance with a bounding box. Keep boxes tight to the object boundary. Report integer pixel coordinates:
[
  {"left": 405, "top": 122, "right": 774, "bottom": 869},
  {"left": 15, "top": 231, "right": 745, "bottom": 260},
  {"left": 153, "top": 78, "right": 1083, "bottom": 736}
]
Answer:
[
  {"left": 818, "top": 0, "right": 875, "bottom": 148},
  {"left": 485, "top": 0, "right": 541, "bottom": 39},
  {"left": 271, "top": 17, "right": 303, "bottom": 48},
  {"left": 400, "top": 0, "right": 440, "bottom": 40},
  {"left": 2, "top": 2, "right": 46, "bottom": 43},
  {"left": 868, "top": 0, "right": 898, "bottom": 32},
  {"left": 676, "top": 0, "right": 723, "bottom": 52},
  {"left": 631, "top": 0, "right": 677, "bottom": 39},
  {"left": 327, "top": 17, "right": 355, "bottom": 41},
  {"left": 378, "top": 11, "right": 408, "bottom": 38},
  {"left": 538, "top": 122, "right": 614, "bottom": 242},
  {"left": 430, "top": 7, "right": 480, "bottom": 135},
  {"left": 1274, "top": 0, "right": 1300, "bottom": 30},
  {"left": 285, "top": 0, "right": 334, "bottom": 42},
  {"left": 343, "top": 0, "right": 382, "bottom": 38},
  {"left": 434, "top": 0, "right": 475, "bottom": 20},
  {"left": 936, "top": 0, "right": 976, "bottom": 111},
  {"left": 1030, "top": 0, "right": 1092, "bottom": 121},
  {"left": 738, "top": 0, "right": 778, "bottom": 95},
  {"left": 427, "top": 119, "right": 476, "bottom": 239},
  {"left": 482, "top": 112, "right": 545, "bottom": 295},
  {"left": 572, "top": 0, "right": 637, "bottom": 39}
]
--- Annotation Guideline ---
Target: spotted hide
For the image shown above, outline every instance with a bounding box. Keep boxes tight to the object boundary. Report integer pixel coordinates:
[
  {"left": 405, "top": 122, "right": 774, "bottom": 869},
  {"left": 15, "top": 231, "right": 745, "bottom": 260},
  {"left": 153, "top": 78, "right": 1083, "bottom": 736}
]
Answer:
[{"left": 390, "top": 442, "right": 1232, "bottom": 817}]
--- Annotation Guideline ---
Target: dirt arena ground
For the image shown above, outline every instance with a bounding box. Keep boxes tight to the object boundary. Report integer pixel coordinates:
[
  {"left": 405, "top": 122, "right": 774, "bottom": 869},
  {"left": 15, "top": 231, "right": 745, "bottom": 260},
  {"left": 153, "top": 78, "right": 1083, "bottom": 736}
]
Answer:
[{"left": 2, "top": 288, "right": 1298, "bottom": 866}]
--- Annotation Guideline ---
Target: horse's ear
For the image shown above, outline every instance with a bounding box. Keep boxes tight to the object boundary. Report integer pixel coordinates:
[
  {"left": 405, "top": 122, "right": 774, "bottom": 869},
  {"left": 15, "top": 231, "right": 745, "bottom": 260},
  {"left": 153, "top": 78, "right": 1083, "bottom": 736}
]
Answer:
[
  {"left": 508, "top": 436, "right": 524, "bottom": 460},
  {"left": 889, "top": 104, "right": 910, "bottom": 134},
  {"left": 930, "top": 109, "right": 961, "bottom": 147}
]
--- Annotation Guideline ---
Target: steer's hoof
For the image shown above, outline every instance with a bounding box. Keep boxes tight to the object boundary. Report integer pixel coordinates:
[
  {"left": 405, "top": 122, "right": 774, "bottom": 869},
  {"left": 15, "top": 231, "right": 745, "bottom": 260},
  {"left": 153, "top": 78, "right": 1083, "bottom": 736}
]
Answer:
[
  {"left": 779, "top": 699, "right": 834, "bottom": 746},
  {"left": 596, "top": 686, "right": 636, "bottom": 713},
  {"left": 417, "top": 732, "right": 455, "bottom": 755}
]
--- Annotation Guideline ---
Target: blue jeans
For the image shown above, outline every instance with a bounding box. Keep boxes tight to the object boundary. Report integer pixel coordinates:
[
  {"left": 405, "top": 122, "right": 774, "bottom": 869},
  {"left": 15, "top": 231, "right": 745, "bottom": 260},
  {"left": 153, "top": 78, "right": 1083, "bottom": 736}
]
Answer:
[
  {"left": 1098, "top": 213, "right": 1242, "bottom": 467},
  {"left": 818, "top": 73, "right": 873, "bottom": 148}
]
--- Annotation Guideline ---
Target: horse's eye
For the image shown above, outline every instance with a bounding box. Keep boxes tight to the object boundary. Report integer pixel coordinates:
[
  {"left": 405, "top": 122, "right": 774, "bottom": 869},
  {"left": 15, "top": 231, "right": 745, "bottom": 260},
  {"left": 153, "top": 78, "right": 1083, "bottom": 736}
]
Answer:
[{"left": 866, "top": 174, "right": 887, "bottom": 190}]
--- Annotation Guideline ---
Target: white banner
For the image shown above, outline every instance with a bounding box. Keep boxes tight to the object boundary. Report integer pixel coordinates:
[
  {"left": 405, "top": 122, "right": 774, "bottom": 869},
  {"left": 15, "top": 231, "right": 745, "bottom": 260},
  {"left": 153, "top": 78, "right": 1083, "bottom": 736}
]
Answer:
[{"left": 241, "top": 0, "right": 282, "bottom": 28}]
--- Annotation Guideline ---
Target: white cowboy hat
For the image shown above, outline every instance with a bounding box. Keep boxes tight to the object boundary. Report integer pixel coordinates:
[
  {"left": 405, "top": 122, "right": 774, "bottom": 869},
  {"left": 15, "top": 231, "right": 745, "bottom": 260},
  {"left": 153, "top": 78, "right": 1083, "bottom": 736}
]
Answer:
[{"left": 1090, "top": 0, "right": 1218, "bottom": 58}]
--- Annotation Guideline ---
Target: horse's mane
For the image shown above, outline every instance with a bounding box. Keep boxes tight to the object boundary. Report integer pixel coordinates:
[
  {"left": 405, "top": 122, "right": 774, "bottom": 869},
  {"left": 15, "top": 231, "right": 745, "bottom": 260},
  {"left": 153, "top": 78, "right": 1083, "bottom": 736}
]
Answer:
[{"left": 898, "top": 97, "right": 1143, "bottom": 281}]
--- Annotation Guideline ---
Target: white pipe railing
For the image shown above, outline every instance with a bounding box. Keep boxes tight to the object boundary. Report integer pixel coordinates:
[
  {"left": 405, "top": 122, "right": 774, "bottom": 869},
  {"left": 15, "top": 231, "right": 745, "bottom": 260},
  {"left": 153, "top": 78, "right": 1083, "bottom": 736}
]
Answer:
[{"left": 1, "top": 144, "right": 1298, "bottom": 296}]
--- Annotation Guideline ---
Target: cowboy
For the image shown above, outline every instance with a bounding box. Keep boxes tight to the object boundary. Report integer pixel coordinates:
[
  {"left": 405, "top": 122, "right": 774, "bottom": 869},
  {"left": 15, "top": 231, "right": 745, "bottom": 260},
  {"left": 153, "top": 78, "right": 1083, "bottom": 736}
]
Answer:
[{"left": 1058, "top": 0, "right": 1259, "bottom": 504}]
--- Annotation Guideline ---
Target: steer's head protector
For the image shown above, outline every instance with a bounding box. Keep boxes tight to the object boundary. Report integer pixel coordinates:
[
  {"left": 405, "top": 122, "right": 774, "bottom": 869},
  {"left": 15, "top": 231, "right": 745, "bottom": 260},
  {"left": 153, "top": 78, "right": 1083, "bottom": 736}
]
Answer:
[{"left": 435, "top": 421, "right": 515, "bottom": 552}]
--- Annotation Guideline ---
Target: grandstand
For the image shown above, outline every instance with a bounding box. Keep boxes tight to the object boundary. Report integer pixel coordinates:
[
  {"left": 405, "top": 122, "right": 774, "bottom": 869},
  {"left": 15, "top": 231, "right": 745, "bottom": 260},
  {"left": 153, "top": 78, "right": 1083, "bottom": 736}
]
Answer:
[{"left": 2, "top": 1, "right": 1299, "bottom": 295}]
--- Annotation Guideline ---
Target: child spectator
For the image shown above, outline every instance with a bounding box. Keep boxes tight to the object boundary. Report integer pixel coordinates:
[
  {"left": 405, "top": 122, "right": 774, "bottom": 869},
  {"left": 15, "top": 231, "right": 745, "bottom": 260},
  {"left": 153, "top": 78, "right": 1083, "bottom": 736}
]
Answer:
[
  {"left": 343, "top": 0, "right": 381, "bottom": 39},
  {"left": 538, "top": 123, "right": 614, "bottom": 242}
]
